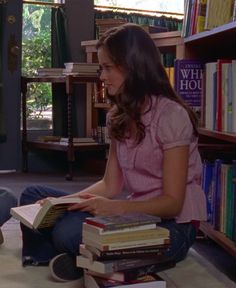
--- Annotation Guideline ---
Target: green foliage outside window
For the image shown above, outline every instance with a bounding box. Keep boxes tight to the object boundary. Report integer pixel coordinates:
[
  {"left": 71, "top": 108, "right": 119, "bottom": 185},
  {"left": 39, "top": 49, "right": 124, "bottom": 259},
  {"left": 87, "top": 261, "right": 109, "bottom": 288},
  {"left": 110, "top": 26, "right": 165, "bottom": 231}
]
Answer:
[{"left": 22, "top": 4, "right": 52, "bottom": 119}]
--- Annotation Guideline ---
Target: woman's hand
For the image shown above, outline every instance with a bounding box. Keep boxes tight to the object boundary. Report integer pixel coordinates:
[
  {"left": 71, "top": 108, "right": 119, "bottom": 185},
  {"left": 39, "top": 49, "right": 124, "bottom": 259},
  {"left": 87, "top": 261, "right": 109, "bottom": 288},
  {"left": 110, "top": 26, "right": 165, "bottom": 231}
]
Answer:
[
  {"left": 36, "top": 197, "right": 55, "bottom": 206},
  {"left": 68, "top": 193, "right": 124, "bottom": 216}
]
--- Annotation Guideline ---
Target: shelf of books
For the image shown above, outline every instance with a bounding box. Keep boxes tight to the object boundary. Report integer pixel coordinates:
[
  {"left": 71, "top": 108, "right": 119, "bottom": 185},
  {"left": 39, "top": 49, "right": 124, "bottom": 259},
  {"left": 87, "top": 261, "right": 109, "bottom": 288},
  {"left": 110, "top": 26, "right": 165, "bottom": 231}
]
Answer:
[{"left": 181, "top": 0, "right": 236, "bottom": 258}]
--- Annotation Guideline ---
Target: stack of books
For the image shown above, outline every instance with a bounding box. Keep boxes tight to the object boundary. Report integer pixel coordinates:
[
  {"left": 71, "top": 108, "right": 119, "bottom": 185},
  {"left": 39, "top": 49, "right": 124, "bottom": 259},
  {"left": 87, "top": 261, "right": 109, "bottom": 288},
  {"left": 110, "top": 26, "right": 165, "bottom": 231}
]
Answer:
[
  {"left": 77, "top": 214, "right": 175, "bottom": 287},
  {"left": 63, "top": 62, "right": 100, "bottom": 75}
]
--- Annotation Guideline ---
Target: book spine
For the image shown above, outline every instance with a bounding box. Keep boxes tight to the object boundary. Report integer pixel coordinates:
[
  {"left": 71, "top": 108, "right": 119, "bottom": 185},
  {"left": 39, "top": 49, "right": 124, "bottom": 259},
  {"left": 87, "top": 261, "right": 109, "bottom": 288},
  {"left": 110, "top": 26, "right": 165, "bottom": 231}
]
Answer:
[
  {"left": 121, "top": 259, "right": 176, "bottom": 282},
  {"left": 85, "top": 218, "right": 160, "bottom": 231},
  {"left": 82, "top": 236, "right": 170, "bottom": 251},
  {"left": 96, "top": 246, "right": 169, "bottom": 261},
  {"left": 83, "top": 229, "right": 169, "bottom": 244}
]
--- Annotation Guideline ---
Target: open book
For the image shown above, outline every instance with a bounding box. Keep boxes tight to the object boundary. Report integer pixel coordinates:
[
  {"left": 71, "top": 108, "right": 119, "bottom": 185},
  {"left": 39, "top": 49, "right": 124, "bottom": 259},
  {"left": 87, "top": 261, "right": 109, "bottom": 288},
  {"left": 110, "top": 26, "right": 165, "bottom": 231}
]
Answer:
[{"left": 10, "top": 197, "right": 83, "bottom": 229}]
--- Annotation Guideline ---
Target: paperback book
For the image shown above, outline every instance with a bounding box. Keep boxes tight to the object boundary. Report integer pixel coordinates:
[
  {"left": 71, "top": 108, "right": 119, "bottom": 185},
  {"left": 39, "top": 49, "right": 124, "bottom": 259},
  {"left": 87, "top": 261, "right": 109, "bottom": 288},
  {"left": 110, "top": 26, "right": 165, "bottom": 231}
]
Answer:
[
  {"left": 82, "top": 235, "right": 170, "bottom": 251},
  {"left": 174, "top": 59, "right": 204, "bottom": 117},
  {"left": 10, "top": 197, "right": 83, "bottom": 229}
]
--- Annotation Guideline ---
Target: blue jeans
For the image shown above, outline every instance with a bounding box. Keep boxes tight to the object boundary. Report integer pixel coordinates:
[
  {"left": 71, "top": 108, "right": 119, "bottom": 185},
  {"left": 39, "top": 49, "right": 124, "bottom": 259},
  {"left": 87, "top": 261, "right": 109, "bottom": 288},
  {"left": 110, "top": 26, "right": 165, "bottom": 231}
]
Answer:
[
  {"left": 20, "top": 185, "right": 197, "bottom": 266},
  {"left": 0, "top": 187, "right": 17, "bottom": 226}
]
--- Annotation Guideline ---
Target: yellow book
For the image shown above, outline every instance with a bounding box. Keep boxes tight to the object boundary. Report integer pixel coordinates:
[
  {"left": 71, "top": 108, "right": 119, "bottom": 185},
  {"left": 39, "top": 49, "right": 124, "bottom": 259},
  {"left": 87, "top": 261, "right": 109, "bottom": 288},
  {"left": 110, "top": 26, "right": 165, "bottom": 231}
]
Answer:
[{"left": 196, "top": 0, "right": 207, "bottom": 33}]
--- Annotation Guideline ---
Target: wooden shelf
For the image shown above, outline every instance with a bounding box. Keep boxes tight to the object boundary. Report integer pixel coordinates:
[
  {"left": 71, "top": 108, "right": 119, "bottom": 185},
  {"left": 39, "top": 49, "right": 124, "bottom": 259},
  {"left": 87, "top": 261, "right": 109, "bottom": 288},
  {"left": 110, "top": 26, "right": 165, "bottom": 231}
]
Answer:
[
  {"left": 21, "top": 74, "right": 104, "bottom": 180},
  {"left": 200, "top": 222, "right": 236, "bottom": 258},
  {"left": 27, "top": 140, "right": 108, "bottom": 151},
  {"left": 81, "top": 30, "right": 184, "bottom": 59},
  {"left": 199, "top": 128, "right": 236, "bottom": 144},
  {"left": 184, "top": 21, "right": 236, "bottom": 44},
  {"left": 184, "top": 22, "right": 236, "bottom": 60}
]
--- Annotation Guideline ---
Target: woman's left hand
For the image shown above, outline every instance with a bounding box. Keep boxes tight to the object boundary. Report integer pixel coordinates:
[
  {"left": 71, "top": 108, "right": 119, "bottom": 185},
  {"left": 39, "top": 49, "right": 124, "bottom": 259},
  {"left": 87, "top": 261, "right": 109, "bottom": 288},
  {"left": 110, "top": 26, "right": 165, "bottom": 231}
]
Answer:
[{"left": 67, "top": 193, "right": 123, "bottom": 216}]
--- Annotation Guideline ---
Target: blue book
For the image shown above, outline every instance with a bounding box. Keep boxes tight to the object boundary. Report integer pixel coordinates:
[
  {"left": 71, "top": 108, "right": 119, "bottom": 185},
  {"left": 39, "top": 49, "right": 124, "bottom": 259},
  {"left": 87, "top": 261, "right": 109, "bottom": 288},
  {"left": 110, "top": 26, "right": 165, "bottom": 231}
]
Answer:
[{"left": 202, "top": 162, "right": 214, "bottom": 222}]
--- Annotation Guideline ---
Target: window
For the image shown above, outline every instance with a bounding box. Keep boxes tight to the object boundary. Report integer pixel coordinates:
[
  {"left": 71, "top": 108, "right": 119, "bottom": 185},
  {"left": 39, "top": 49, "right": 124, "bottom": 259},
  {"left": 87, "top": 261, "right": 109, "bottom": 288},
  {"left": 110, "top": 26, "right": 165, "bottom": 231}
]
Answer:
[
  {"left": 22, "top": 1, "right": 64, "bottom": 130},
  {"left": 94, "top": 0, "right": 184, "bottom": 17}
]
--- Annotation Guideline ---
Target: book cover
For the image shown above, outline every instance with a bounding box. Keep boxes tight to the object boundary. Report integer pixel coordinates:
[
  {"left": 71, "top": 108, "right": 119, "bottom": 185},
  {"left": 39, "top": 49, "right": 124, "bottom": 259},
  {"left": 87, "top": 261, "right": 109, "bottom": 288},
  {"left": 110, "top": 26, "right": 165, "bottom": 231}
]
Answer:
[
  {"left": 80, "top": 243, "right": 169, "bottom": 261},
  {"left": 174, "top": 59, "right": 204, "bottom": 117},
  {"left": 85, "top": 213, "right": 161, "bottom": 231},
  {"left": 10, "top": 197, "right": 83, "bottom": 229},
  {"left": 84, "top": 272, "right": 167, "bottom": 288},
  {"left": 87, "top": 258, "right": 175, "bottom": 283}
]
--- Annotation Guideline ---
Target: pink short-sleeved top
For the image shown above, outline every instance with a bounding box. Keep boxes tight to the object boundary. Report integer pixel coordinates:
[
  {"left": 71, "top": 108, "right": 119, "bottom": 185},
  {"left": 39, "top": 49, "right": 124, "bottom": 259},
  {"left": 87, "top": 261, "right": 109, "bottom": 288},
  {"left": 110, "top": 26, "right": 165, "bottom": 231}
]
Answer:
[{"left": 115, "top": 96, "right": 207, "bottom": 223}]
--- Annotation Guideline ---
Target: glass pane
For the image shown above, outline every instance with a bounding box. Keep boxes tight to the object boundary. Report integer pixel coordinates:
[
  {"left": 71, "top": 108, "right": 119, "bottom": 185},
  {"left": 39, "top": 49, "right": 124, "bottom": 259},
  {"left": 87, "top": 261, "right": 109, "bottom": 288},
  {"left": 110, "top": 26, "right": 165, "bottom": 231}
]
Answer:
[
  {"left": 22, "top": 3, "right": 52, "bottom": 130},
  {"left": 94, "top": 0, "right": 184, "bottom": 14}
]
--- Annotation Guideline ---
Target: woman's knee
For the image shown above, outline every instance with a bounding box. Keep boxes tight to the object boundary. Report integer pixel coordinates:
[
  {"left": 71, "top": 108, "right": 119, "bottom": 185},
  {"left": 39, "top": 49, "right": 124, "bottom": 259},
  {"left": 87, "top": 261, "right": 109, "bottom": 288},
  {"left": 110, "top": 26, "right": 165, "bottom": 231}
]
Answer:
[
  {"left": 52, "top": 211, "right": 91, "bottom": 255},
  {"left": 20, "top": 185, "right": 43, "bottom": 205},
  {"left": 160, "top": 221, "right": 197, "bottom": 263}
]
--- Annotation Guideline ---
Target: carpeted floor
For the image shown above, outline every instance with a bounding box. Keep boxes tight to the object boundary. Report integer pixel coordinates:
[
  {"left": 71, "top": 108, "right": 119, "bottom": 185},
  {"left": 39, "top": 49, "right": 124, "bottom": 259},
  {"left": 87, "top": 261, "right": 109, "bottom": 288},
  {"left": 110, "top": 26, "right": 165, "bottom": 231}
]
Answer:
[
  {"left": 1, "top": 218, "right": 235, "bottom": 288},
  {"left": 0, "top": 171, "right": 236, "bottom": 287}
]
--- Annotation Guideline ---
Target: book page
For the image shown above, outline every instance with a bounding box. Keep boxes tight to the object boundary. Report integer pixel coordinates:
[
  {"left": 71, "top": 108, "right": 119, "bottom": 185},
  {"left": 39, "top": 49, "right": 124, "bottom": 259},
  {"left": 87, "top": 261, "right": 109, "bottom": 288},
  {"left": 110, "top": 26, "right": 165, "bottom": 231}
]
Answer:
[{"left": 11, "top": 204, "right": 42, "bottom": 227}]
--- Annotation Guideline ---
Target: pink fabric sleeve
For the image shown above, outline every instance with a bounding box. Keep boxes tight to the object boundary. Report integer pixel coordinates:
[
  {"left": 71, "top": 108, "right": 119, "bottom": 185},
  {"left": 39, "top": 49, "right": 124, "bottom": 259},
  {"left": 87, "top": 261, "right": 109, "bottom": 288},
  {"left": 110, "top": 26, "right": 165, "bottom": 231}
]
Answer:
[{"left": 157, "top": 102, "right": 193, "bottom": 150}]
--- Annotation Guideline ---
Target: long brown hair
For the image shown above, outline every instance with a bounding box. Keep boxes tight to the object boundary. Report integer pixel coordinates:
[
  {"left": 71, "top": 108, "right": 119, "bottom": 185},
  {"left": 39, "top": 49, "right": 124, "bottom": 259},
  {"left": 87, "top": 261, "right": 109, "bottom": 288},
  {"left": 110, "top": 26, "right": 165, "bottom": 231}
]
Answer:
[{"left": 96, "top": 23, "right": 198, "bottom": 144}]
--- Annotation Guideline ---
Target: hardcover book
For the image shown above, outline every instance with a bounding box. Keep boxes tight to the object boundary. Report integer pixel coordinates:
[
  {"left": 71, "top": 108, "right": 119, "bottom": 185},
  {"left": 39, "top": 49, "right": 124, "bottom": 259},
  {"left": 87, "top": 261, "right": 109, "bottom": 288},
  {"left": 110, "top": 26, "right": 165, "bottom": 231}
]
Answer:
[
  {"left": 83, "top": 222, "right": 158, "bottom": 235},
  {"left": 77, "top": 255, "right": 171, "bottom": 274},
  {"left": 10, "top": 197, "right": 83, "bottom": 229},
  {"left": 174, "top": 59, "right": 204, "bottom": 116},
  {"left": 86, "top": 258, "right": 175, "bottom": 283},
  {"left": 80, "top": 243, "right": 169, "bottom": 261}
]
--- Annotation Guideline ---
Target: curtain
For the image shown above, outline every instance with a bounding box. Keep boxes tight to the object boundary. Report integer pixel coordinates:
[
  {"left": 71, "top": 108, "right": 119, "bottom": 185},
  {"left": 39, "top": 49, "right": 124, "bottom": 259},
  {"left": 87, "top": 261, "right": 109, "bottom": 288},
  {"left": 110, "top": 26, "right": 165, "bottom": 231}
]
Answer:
[
  {"left": 0, "top": 2, "right": 6, "bottom": 143},
  {"left": 51, "top": 7, "right": 70, "bottom": 136}
]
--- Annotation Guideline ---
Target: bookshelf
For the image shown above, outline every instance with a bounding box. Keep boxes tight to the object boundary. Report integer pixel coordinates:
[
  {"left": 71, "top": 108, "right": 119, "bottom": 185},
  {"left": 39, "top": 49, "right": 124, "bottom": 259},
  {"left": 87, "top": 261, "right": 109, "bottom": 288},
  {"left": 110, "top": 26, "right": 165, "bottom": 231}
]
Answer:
[
  {"left": 21, "top": 74, "right": 109, "bottom": 181},
  {"left": 81, "top": 30, "right": 184, "bottom": 137},
  {"left": 184, "top": 21, "right": 236, "bottom": 257}
]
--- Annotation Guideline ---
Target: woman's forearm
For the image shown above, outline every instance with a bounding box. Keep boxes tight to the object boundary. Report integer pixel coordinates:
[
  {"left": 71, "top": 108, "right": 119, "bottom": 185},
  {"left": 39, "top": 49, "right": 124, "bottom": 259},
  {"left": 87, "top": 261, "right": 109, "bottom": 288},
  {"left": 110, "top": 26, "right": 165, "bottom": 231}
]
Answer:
[{"left": 118, "top": 195, "right": 182, "bottom": 218}]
